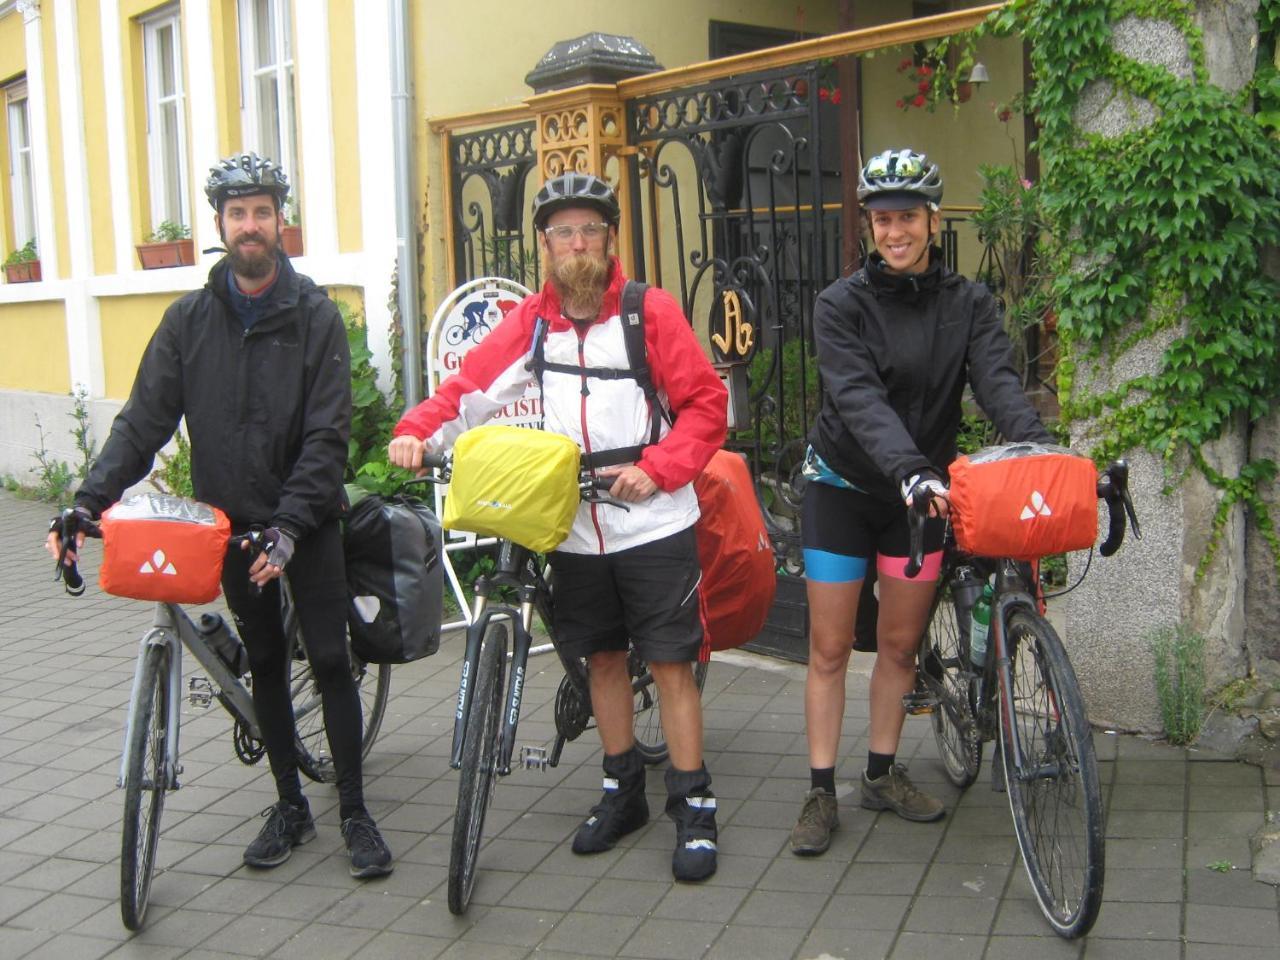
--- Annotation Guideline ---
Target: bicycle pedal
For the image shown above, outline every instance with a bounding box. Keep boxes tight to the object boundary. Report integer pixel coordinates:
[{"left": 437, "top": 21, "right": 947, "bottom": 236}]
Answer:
[
  {"left": 187, "top": 676, "right": 213, "bottom": 709},
  {"left": 901, "top": 691, "right": 938, "bottom": 715},
  {"left": 520, "top": 746, "right": 549, "bottom": 770}
]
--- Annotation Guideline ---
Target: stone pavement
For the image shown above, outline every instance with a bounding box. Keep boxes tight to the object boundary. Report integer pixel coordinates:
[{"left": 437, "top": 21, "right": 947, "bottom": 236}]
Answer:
[{"left": 0, "top": 489, "right": 1277, "bottom": 960}]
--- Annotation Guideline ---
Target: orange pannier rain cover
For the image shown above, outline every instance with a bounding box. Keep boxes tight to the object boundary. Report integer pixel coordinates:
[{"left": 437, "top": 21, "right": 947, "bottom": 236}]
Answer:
[
  {"left": 948, "top": 444, "right": 1098, "bottom": 561},
  {"left": 694, "top": 450, "right": 777, "bottom": 652},
  {"left": 99, "top": 494, "right": 231, "bottom": 604}
]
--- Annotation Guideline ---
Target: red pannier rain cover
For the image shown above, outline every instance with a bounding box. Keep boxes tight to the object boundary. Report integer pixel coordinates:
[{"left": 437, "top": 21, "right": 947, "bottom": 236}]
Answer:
[
  {"left": 99, "top": 494, "right": 231, "bottom": 604},
  {"left": 948, "top": 444, "right": 1098, "bottom": 561},
  {"left": 694, "top": 450, "right": 777, "bottom": 652}
]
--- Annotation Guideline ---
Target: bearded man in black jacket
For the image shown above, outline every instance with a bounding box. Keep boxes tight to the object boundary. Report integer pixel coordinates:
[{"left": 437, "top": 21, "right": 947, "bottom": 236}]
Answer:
[{"left": 45, "top": 153, "right": 392, "bottom": 879}]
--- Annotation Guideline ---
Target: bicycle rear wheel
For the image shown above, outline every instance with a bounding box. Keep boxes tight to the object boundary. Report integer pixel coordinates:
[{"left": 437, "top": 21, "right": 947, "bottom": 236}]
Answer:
[
  {"left": 448, "top": 621, "right": 507, "bottom": 915},
  {"left": 632, "top": 655, "right": 709, "bottom": 765},
  {"left": 120, "top": 642, "right": 171, "bottom": 931},
  {"left": 292, "top": 633, "right": 390, "bottom": 783},
  {"left": 999, "top": 609, "right": 1104, "bottom": 938},
  {"left": 923, "top": 580, "right": 983, "bottom": 788}
]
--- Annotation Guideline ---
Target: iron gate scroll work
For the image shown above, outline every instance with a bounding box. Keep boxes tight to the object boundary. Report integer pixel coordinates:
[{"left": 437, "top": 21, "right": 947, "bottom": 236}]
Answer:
[
  {"left": 627, "top": 65, "right": 840, "bottom": 659},
  {"left": 449, "top": 121, "right": 540, "bottom": 290}
]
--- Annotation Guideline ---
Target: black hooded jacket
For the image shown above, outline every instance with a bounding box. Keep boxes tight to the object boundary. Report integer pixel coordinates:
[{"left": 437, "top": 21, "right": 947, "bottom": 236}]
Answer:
[
  {"left": 76, "top": 253, "right": 351, "bottom": 537},
  {"left": 808, "top": 248, "right": 1052, "bottom": 503}
]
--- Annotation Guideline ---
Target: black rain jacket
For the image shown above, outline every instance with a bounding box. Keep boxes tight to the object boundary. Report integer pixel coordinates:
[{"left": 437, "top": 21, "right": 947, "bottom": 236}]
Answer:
[
  {"left": 808, "top": 248, "right": 1052, "bottom": 503},
  {"left": 76, "top": 253, "right": 351, "bottom": 537}
]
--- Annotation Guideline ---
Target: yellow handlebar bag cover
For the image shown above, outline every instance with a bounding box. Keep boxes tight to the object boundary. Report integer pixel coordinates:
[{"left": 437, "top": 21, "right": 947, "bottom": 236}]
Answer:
[{"left": 443, "top": 424, "right": 582, "bottom": 553}]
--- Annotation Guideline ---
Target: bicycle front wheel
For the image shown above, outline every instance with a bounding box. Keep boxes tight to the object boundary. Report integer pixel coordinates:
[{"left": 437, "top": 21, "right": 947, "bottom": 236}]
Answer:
[
  {"left": 448, "top": 621, "right": 507, "bottom": 915},
  {"left": 120, "top": 642, "right": 171, "bottom": 931},
  {"left": 632, "top": 655, "right": 709, "bottom": 765},
  {"left": 999, "top": 609, "right": 1104, "bottom": 938},
  {"left": 292, "top": 635, "right": 391, "bottom": 783},
  {"left": 924, "top": 581, "right": 983, "bottom": 788}
]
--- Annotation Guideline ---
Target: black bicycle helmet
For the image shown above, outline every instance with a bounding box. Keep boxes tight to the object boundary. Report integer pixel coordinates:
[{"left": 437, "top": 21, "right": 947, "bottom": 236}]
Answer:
[
  {"left": 205, "top": 152, "right": 290, "bottom": 211},
  {"left": 532, "top": 173, "right": 620, "bottom": 230},
  {"left": 857, "top": 148, "right": 943, "bottom": 209}
]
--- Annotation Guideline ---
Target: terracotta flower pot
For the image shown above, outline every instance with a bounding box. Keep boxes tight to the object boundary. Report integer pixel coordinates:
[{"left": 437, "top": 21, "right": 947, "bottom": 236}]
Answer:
[
  {"left": 136, "top": 239, "right": 195, "bottom": 269},
  {"left": 4, "top": 260, "right": 41, "bottom": 283},
  {"left": 281, "top": 225, "right": 304, "bottom": 258}
]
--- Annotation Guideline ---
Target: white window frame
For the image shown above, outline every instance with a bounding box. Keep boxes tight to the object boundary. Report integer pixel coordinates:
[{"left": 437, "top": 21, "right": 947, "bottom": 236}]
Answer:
[
  {"left": 237, "top": 0, "right": 297, "bottom": 195},
  {"left": 142, "top": 5, "right": 190, "bottom": 232},
  {"left": 5, "top": 79, "right": 36, "bottom": 250}
]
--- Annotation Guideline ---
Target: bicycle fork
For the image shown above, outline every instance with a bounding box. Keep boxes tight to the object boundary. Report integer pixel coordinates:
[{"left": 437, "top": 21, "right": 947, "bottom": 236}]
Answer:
[
  {"left": 449, "top": 588, "right": 538, "bottom": 777},
  {"left": 118, "top": 628, "right": 183, "bottom": 792},
  {"left": 992, "top": 589, "right": 1065, "bottom": 787}
]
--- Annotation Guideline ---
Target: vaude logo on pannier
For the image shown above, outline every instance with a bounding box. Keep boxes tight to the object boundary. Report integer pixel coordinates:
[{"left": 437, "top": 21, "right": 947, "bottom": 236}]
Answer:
[
  {"left": 139, "top": 549, "right": 179, "bottom": 576},
  {"left": 1019, "top": 491, "right": 1053, "bottom": 521},
  {"left": 476, "top": 499, "right": 513, "bottom": 511}
]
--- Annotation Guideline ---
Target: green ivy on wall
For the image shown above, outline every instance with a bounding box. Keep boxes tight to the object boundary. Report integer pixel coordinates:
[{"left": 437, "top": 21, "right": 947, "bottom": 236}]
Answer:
[{"left": 984, "top": 0, "right": 1280, "bottom": 577}]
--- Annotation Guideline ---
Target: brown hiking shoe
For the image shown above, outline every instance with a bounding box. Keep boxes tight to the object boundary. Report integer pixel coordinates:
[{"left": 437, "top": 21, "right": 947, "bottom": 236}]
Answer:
[
  {"left": 860, "top": 764, "right": 945, "bottom": 822},
  {"left": 789, "top": 788, "right": 839, "bottom": 856}
]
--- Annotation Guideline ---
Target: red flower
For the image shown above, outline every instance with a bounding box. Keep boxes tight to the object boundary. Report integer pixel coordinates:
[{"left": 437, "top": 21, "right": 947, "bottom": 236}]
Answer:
[
  {"left": 918, "top": 80, "right": 931, "bottom": 93},
  {"left": 830, "top": 89, "right": 842, "bottom": 105},
  {"left": 898, "top": 57, "right": 913, "bottom": 71},
  {"left": 912, "top": 94, "right": 926, "bottom": 108},
  {"left": 896, "top": 98, "right": 905, "bottom": 109},
  {"left": 918, "top": 64, "right": 933, "bottom": 77},
  {"left": 818, "top": 87, "right": 829, "bottom": 101},
  {"left": 998, "top": 108, "right": 1012, "bottom": 122}
]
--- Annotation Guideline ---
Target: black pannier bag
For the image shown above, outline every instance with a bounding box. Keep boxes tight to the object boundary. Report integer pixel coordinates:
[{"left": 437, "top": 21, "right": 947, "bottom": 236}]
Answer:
[{"left": 343, "top": 493, "right": 443, "bottom": 664}]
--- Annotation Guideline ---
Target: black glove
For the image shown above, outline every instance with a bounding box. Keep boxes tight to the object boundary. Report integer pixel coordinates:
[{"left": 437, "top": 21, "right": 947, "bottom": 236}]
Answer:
[
  {"left": 49, "top": 505, "right": 97, "bottom": 538},
  {"left": 259, "top": 527, "right": 295, "bottom": 569}
]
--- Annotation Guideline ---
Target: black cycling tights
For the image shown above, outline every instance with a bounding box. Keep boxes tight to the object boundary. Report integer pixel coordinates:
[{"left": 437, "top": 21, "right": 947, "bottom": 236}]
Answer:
[{"left": 221, "top": 518, "right": 364, "bottom": 817}]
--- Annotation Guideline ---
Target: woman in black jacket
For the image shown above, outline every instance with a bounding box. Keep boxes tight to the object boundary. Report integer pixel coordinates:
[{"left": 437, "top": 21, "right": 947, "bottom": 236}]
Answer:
[{"left": 789, "top": 149, "right": 1052, "bottom": 856}]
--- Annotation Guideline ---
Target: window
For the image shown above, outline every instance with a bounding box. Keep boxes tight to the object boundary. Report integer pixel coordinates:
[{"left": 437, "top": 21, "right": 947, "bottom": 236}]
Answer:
[
  {"left": 142, "top": 7, "right": 189, "bottom": 230},
  {"left": 238, "top": 0, "right": 297, "bottom": 189},
  {"left": 5, "top": 79, "right": 36, "bottom": 249}
]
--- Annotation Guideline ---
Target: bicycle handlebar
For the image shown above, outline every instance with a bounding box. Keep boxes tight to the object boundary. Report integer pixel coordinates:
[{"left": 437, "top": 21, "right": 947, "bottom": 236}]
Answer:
[
  {"left": 53, "top": 508, "right": 102, "bottom": 596},
  {"left": 407, "top": 451, "right": 630, "bottom": 511},
  {"left": 904, "top": 459, "right": 1141, "bottom": 577}
]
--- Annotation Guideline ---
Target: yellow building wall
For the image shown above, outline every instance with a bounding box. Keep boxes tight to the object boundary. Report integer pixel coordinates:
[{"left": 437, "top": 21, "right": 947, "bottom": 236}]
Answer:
[
  {"left": 329, "top": 0, "right": 362, "bottom": 253},
  {"left": 79, "top": 0, "right": 114, "bottom": 274},
  {"left": 0, "top": 11, "right": 26, "bottom": 260},
  {"left": 210, "top": 0, "right": 242, "bottom": 154},
  {"left": 40, "top": 4, "right": 67, "bottom": 279},
  {"left": 0, "top": 300, "right": 70, "bottom": 393},
  {"left": 327, "top": 285, "right": 365, "bottom": 321},
  {"left": 99, "top": 293, "right": 182, "bottom": 399}
]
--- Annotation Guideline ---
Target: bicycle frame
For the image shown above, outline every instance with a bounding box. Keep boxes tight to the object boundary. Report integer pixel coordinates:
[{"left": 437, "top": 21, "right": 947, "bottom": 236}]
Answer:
[{"left": 117, "top": 602, "right": 258, "bottom": 792}]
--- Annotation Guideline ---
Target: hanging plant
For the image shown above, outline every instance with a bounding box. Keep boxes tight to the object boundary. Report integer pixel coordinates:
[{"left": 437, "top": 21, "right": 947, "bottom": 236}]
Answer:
[{"left": 892, "top": 34, "right": 980, "bottom": 111}]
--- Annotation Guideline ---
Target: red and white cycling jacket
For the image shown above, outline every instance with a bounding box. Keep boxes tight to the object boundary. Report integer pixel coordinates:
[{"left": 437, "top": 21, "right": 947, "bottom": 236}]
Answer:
[{"left": 394, "top": 260, "right": 728, "bottom": 555}]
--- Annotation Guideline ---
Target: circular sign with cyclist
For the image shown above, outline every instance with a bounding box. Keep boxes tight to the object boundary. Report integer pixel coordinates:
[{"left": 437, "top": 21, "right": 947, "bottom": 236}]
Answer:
[{"left": 428, "top": 276, "right": 535, "bottom": 424}]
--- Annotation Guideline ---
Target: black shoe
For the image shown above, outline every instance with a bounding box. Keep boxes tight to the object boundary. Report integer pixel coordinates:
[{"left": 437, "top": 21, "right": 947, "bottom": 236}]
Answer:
[
  {"left": 341, "top": 811, "right": 393, "bottom": 879},
  {"left": 573, "top": 748, "right": 649, "bottom": 855},
  {"left": 572, "top": 775, "right": 649, "bottom": 854},
  {"left": 243, "top": 799, "right": 315, "bottom": 868},
  {"left": 666, "top": 766, "right": 717, "bottom": 883}
]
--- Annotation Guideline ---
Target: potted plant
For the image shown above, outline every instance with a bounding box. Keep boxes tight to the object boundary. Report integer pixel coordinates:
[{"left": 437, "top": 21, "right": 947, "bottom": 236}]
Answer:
[
  {"left": 280, "top": 198, "right": 303, "bottom": 257},
  {"left": 4, "top": 238, "right": 41, "bottom": 283},
  {"left": 136, "top": 220, "right": 195, "bottom": 269}
]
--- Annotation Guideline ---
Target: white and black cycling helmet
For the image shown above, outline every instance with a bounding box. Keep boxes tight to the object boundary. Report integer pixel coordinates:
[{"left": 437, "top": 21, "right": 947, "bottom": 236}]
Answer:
[
  {"left": 532, "top": 173, "right": 620, "bottom": 230},
  {"left": 205, "top": 152, "right": 290, "bottom": 212},
  {"left": 857, "top": 148, "right": 943, "bottom": 210}
]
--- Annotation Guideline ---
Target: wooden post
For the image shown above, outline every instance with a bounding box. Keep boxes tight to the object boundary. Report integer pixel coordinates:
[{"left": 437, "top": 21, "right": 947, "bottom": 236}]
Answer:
[
  {"left": 525, "top": 84, "right": 637, "bottom": 278},
  {"left": 838, "top": 0, "right": 862, "bottom": 277}
]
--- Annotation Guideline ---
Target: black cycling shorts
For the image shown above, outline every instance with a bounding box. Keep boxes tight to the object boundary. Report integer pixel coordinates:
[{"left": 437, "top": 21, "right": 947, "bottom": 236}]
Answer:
[
  {"left": 802, "top": 480, "right": 945, "bottom": 582},
  {"left": 549, "top": 526, "right": 703, "bottom": 663}
]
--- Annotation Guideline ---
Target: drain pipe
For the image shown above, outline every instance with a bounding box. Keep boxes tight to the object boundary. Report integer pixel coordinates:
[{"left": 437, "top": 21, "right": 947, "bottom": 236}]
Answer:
[{"left": 389, "top": 0, "right": 423, "bottom": 407}]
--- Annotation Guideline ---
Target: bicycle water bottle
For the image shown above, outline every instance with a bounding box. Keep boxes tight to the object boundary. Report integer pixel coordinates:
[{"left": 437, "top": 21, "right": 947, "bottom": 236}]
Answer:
[
  {"left": 969, "top": 584, "right": 994, "bottom": 671},
  {"left": 951, "top": 565, "right": 982, "bottom": 640},
  {"left": 197, "top": 613, "right": 250, "bottom": 678}
]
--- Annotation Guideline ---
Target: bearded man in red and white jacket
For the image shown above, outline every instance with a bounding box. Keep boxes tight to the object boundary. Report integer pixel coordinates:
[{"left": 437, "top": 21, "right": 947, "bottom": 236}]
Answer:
[{"left": 389, "top": 173, "right": 727, "bottom": 882}]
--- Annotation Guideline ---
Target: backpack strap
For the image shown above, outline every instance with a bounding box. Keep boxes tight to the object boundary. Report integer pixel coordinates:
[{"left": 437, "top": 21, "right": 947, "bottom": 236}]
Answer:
[{"left": 529, "top": 281, "right": 673, "bottom": 471}]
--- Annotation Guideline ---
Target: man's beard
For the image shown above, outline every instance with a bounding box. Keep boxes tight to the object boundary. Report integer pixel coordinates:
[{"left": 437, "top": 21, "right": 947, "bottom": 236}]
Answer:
[
  {"left": 227, "top": 232, "right": 278, "bottom": 280},
  {"left": 547, "top": 251, "right": 609, "bottom": 319}
]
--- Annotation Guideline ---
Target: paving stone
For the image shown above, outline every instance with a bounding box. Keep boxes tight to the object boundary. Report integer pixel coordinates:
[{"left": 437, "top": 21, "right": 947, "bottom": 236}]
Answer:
[
  {"left": 704, "top": 922, "right": 807, "bottom": 960},
  {"left": 1184, "top": 902, "right": 1280, "bottom": 947},
  {"left": 1085, "top": 900, "right": 1181, "bottom": 940},
  {"left": 888, "top": 931, "right": 986, "bottom": 959},
  {"left": 984, "top": 934, "right": 1081, "bottom": 959},
  {"left": 617, "top": 917, "right": 723, "bottom": 960}
]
